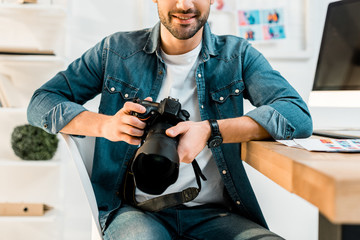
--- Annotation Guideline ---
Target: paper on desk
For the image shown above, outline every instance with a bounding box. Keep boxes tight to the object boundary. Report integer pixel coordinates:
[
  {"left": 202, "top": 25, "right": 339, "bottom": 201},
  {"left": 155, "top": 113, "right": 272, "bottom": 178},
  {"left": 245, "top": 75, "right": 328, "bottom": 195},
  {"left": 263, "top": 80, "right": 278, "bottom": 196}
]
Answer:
[
  {"left": 276, "top": 140, "right": 305, "bottom": 149},
  {"left": 277, "top": 139, "right": 360, "bottom": 152}
]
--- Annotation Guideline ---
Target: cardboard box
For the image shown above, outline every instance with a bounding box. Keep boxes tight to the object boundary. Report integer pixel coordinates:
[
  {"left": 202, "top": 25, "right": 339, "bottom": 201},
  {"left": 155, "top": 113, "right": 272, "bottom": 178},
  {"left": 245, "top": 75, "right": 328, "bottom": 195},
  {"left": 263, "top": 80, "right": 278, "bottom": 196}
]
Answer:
[{"left": 0, "top": 203, "right": 52, "bottom": 216}]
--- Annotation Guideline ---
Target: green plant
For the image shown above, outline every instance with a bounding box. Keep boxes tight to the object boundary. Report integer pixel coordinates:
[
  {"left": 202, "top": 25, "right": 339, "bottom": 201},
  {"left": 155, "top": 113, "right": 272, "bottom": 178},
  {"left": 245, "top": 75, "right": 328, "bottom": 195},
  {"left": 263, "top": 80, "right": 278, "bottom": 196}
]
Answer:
[{"left": 11, "top": 124, "right": 59, "bottom": 160}]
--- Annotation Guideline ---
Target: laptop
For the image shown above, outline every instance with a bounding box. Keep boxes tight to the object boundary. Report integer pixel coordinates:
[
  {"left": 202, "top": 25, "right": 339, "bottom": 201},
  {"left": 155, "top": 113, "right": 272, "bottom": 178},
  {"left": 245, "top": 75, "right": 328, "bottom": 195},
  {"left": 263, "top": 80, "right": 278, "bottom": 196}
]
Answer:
[{"left": 307, "top": 0, "right": 360, "bottom": 139}]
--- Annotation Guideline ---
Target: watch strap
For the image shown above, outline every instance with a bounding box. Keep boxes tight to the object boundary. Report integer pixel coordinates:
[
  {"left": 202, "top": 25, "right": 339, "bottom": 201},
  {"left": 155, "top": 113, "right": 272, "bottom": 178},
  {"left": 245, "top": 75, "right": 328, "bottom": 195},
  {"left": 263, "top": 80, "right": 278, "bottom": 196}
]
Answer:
[{"left": 207, "top": 119, "right": 223, "bottom": 148}]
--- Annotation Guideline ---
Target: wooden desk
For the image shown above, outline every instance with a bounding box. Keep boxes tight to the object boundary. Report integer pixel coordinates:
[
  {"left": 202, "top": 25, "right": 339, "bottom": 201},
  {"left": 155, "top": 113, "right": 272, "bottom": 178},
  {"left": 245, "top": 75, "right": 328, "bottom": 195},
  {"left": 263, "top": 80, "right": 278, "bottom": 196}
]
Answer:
[{"left": 241, "top": 140, "right": 360, "bottom": 240}]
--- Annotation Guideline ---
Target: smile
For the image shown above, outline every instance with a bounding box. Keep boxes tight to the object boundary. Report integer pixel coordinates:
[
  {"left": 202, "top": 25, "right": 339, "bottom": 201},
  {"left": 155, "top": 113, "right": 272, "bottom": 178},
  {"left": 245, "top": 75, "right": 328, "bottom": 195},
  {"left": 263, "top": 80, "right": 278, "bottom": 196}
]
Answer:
[
  {"left": 171, "top": 14, "right": 197, "bottom": 24},
  {"left": 176, "top": 16, "right": 192, "bottom": 20},
  {"left": 173, "top": 14, "right": 196, "bottom": 19}
]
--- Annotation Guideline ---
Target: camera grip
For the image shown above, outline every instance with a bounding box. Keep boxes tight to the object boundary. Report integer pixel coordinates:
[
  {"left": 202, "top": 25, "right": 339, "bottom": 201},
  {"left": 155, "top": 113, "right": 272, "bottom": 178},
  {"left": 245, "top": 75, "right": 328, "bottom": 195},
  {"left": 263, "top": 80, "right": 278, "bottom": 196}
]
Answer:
[{"left": 130, "top": 98, "right": 159, "bottom": 121}]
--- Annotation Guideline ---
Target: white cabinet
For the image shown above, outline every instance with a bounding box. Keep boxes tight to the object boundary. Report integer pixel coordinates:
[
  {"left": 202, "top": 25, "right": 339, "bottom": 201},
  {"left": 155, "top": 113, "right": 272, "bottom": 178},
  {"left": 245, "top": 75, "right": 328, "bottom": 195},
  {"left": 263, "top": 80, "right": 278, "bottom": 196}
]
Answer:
[{"left": 0, "top": 2, "right": 68, "bottom": 239}]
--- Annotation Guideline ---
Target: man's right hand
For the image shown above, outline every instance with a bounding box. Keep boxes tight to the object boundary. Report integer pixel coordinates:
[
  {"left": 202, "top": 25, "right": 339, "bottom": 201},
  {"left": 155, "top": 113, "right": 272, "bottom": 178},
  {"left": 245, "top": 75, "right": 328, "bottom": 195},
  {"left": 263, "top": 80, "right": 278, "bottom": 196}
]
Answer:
[
  {"left": 60, "top": 97, "right": 153, "bottom": 145},
  {"left": 102, "top": 100, "right": 148, "bottom": 144}
]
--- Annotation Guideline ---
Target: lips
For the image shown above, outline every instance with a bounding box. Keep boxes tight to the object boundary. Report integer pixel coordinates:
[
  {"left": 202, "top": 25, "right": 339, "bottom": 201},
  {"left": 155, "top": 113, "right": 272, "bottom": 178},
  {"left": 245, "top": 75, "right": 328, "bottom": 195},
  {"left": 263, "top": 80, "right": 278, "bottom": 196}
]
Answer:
[{"left": 171, "top": 14, "right": 196, "bottom": 24}]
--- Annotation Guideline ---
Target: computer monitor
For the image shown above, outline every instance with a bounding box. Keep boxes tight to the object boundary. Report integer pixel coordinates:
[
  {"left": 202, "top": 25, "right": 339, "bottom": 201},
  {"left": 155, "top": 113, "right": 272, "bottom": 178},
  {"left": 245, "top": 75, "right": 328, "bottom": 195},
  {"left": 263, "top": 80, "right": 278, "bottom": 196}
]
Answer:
[{"left": 308, "top": 0, "right": 360, "bottom": 130}]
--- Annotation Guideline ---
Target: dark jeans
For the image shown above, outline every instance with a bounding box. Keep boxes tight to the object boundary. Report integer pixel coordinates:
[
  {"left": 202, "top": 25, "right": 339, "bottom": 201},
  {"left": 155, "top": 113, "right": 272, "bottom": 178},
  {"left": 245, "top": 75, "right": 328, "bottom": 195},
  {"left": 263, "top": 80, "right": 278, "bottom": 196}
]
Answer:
[{"left": 103, "top": 203, "right": 284, "bottom": 240}]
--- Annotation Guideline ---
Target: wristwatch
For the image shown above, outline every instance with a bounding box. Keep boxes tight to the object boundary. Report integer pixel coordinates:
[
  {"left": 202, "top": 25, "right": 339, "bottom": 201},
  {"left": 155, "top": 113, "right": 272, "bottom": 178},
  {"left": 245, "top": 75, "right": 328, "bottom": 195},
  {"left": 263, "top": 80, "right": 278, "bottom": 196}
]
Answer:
[{"left": 207, "top": 119, "right": 223, "bottom": 148}]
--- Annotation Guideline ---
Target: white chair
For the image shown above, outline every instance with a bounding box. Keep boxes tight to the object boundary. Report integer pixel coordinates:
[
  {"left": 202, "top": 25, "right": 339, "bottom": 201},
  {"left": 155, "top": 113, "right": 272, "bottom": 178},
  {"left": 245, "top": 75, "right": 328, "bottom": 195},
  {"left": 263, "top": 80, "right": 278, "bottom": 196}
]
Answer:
[{"left": 61, "top": 133, "right": 103, "bottom": 240}]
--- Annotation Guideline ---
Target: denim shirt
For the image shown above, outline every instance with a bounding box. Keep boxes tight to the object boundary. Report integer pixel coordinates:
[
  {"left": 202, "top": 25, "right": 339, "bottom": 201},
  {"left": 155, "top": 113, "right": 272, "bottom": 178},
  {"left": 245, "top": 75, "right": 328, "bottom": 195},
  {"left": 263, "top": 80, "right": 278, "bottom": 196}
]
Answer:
[{"left": 27, "top": 22, "right": 312, "bottom": 230}]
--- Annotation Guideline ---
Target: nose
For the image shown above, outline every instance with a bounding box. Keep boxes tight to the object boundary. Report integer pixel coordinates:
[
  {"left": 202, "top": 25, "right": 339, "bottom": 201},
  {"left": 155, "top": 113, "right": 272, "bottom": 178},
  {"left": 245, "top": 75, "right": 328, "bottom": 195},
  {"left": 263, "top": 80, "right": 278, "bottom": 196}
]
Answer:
[{"left": 176, "top": 0, "right": 194, "bottom": 11}]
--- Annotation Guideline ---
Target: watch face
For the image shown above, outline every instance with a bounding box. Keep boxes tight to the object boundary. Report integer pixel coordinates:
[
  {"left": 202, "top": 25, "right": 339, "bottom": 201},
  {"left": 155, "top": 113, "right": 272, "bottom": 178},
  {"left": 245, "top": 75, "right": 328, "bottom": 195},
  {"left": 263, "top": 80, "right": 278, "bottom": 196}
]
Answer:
[{"left": 209, "top": 137, "right": 223, "bottom": 148}]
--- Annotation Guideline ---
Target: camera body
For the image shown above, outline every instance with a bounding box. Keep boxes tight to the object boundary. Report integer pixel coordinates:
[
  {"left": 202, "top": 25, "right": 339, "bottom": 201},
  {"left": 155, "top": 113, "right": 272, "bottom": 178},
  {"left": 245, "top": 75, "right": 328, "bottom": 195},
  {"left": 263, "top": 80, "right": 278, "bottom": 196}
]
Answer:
[
  {"left": 131, "top": 97, "right": 190, "bottom": 195},
  {"left": 132, "top": 97, "right": 190, "bottom": 130}
]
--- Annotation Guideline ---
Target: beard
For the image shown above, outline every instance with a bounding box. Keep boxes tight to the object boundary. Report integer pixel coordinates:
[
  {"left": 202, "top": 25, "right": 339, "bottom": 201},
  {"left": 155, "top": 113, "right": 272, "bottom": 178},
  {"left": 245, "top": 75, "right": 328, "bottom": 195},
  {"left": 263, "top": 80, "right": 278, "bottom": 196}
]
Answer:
[{"left": 158, "top": 8, "right": 210, "bottom": 40}]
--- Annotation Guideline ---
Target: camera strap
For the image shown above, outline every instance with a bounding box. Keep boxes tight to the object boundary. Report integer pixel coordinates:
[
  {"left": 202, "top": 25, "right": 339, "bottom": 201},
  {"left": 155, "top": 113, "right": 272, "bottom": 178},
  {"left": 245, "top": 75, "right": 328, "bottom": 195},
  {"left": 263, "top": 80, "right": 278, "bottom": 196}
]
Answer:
[{"left": 123, "top": 159, "right": 207, "bottom": 212}]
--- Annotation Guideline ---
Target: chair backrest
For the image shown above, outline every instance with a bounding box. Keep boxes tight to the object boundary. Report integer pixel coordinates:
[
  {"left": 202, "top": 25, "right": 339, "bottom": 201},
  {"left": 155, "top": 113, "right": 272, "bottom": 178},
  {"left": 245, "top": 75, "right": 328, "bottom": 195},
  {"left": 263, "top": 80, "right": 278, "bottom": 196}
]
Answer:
[
  {"left": 61, "top": 134, "right": 102, "bottom": 240},
  {"left": 71, "top": 135, "right": 96, "bottom": 177}
]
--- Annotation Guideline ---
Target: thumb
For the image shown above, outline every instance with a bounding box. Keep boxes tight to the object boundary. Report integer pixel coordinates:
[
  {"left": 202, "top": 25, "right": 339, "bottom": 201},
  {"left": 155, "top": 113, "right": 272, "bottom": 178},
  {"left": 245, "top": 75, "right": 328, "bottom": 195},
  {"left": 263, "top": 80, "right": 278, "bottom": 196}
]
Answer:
[
  {"left": 166, "top": 122, "right": 188, "bottom": 137},
  {"left": 166, "top": 126, "right": 178, "bottom": 137}
]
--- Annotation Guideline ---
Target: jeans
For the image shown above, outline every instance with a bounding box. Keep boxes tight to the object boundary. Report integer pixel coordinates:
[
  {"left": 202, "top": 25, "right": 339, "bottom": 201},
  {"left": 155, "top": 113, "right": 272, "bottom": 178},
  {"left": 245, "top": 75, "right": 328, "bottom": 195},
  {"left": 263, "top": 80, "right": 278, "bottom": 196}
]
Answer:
[{"left": 103, "top": 204, "right": 284, "bottom": 240}]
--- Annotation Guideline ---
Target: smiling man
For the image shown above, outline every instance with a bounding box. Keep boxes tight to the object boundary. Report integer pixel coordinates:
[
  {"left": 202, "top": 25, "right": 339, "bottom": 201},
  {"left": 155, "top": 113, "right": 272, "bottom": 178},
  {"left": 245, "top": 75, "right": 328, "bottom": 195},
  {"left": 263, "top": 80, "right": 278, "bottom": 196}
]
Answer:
[{"left": 27, "top": 0, "right": 312, "bottom": 239}]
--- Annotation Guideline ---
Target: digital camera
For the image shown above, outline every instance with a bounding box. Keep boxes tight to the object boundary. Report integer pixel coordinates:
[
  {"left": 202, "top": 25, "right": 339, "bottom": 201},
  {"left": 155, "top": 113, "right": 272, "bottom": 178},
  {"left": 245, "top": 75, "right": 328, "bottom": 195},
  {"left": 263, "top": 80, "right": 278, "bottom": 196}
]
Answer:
[{"left": 131, "top": 97, "right": 190, "bottom": 195}]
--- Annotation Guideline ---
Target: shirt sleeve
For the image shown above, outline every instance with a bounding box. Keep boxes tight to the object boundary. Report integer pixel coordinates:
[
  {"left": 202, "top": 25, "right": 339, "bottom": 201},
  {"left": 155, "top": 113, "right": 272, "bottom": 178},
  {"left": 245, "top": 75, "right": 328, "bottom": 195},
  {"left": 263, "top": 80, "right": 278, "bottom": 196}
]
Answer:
[
  {"left": 241, "top": 44, "right": 313, "bottom": 140},
  {"left": 27, "top": 39, "right": 106, "bottom": 134}
]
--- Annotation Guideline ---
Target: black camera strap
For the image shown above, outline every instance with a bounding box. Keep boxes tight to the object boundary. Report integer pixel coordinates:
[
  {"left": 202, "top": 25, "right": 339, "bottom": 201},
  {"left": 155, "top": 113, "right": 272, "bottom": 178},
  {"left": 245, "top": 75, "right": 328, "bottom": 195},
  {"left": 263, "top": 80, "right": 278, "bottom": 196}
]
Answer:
[{"left": 123, "top": 159, "right": 207, "bottom": 212}]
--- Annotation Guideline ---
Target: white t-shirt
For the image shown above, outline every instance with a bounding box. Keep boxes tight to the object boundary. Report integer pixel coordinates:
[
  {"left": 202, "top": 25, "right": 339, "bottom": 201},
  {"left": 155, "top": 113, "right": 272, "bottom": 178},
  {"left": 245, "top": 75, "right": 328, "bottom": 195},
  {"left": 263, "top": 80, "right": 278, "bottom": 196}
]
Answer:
[{"left": 135, "top": 43, "right": 225, "bottom": 206}]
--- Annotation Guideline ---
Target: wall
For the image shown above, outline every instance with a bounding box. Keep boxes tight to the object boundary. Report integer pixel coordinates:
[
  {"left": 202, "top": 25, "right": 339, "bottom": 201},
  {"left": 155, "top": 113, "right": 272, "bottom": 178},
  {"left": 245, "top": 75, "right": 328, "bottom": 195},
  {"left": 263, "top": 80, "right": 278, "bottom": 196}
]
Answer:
[
  {"left": 66, "top": 0, "right": 156, "bottom": 62},
  {"left": 64, "top": 0, "right": 337, "bottom": 239}
]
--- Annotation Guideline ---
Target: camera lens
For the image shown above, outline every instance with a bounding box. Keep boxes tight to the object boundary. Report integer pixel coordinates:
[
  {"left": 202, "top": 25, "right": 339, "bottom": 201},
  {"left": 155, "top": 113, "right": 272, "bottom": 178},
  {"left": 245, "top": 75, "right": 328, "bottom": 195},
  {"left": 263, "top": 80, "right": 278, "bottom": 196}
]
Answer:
[
  {"left": 131, "top": 122, "right": 179, "bottom": 195},
  {"left": 135, "top": 153, "right": 174, "bottom": 179}
]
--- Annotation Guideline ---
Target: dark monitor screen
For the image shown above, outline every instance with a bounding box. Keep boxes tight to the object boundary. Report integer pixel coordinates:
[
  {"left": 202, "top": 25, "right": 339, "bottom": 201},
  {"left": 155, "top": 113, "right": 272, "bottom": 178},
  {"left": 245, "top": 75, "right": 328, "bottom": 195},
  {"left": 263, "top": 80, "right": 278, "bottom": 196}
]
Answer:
[{"left": 313, "top": 0, "right": 360, "bottom": 91}]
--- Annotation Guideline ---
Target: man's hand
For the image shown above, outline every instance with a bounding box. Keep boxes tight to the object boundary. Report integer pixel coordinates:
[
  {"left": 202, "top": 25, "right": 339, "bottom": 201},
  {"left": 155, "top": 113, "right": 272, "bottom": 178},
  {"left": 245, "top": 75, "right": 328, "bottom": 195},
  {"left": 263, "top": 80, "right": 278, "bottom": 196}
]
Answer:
[
  {"left": 60, "top": 97, "right": 153, "bottom": 145},
  {"left": 166, "top": 121, "right": 211, "bottom": 164},
  {"left": 102, "top": 97, "right": 153, "bottom": 145}
]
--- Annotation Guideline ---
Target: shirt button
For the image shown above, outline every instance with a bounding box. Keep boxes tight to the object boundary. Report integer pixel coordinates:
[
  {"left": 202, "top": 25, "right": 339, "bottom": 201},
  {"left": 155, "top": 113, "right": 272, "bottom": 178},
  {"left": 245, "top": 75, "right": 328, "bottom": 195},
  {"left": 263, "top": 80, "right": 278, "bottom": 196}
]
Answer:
[
  {"left": 43, "top": 124, "right": 48, "bottom": 129},
  {"left": 222, "top": 170, "right": 227, "bottom": 175},
  {"left": 110, "top": 87, "right": 115, "bottom": 92},
  {"left": 159, "top": 70, "right": 163, "bottom": 75},
  {"left": 236, "top": 201, "right": 241, "bottom": 205},
  {"left": 124, "top": 93, "right": 129, "bottom": 98},
  {"left": 235, "top": 89, "right": 240, "bottom": 94},
  {"left": 201, "top": 105, "right": 204, "bottom": 109},
  {"left": 198, "top": 73, "right": 202, "bottom": 78},
  {"left": 219, "top": 96, "right": 224, "bottom": 101}
]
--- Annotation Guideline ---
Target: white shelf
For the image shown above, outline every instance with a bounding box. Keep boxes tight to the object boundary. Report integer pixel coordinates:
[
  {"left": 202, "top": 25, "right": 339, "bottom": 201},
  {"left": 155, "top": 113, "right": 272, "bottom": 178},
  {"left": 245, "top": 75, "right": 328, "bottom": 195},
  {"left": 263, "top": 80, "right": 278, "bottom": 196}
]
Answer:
[
  {"left": 0, "top": 208, "right": 63, "bottom": 240},
  {"left": 0, "top": 106, "right": 26, "bottom": 112},
  {"left": 0, "top": 3, "right": 67, "bottom": 57},
  {"left": 0, "top": 3, "right": 66, "bottom": 13},
  {"left": 0, "top": 157, "right": 61, "bottom": 167},
  {"left": 0, "top": 1, "right": 68, "bottom": 239},
  {"left": 0, "top": 55, "right": 64, "bottom": 62}
]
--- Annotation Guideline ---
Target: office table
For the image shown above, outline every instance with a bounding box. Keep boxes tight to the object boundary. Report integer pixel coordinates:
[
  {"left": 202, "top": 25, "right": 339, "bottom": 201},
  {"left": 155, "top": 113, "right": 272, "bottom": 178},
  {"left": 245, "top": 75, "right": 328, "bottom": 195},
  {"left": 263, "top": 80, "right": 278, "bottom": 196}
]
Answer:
[{"left": 241, "top": 140, "right": 360, "bottom": 240}]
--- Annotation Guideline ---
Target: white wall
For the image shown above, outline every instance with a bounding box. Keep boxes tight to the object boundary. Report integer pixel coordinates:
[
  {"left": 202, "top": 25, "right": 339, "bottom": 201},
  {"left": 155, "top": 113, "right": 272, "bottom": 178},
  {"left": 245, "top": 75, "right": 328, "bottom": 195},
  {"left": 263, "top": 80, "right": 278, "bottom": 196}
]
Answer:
[
  {"left": 64, "top": 0, "right": 337, "bottom": 239},
  {"left": 65, "top": 0, "right": 158, "bottom": 62}
]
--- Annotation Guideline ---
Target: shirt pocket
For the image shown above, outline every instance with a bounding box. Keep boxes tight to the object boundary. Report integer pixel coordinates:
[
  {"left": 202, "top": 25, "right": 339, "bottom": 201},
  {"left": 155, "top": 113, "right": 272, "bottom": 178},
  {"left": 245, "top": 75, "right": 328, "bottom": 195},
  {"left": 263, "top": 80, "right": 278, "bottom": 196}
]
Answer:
[
  {"left": 210, "top": 80, "right": 245, "bottom": 119},
  {"left": 99, "top": 77, "right": 139, "bottom": 115}
]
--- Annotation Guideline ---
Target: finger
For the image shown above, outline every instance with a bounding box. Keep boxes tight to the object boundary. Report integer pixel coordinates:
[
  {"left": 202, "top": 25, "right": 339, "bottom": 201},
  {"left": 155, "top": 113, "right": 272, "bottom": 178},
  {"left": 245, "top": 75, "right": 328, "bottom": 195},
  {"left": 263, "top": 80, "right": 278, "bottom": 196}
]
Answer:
[
  {"left": 122, "top": 101, "right": 146, "bottom": 115},
  {"left": 166, "top": 122, "right": 188, "bottom": 137},
  {"left": 144, "top": 96, "right": 153, "bottom": 101},
  {"left": 122, "top": 114, "right": 147, "bottom": 129},
  {"left": 122, "top": 134, "right": 142, "bottom": 145},
  {"left": 122, "top": 124, "right": 144, "bottom": 137}
]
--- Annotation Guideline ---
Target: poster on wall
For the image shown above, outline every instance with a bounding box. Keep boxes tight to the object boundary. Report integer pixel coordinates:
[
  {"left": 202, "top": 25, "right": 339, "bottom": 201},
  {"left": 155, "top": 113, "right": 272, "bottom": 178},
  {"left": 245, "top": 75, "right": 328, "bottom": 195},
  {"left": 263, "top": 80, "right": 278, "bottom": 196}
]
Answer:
[
  {"left": 238, "top": 8, "right": 286, "bottom": 41},
  {"left": 234, "top": 0, "right": 311, "bottom": 58}
]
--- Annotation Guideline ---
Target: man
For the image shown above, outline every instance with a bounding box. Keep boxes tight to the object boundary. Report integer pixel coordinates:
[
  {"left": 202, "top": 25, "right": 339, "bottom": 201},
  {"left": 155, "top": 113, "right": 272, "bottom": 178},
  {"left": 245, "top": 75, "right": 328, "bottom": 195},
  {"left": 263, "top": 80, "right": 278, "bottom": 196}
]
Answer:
[{"left": 28, "top": 0, "right": 312, "bottom": 239}]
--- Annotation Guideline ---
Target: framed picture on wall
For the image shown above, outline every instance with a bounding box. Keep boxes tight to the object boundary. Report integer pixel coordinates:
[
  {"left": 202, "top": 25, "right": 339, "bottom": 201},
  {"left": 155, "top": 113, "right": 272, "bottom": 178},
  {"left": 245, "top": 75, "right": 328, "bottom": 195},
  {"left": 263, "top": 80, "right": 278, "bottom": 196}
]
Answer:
[
  {"left": 236, "top": 0, "right": 313, "bottom": 59},
  {"left": 238, "top": 8, "right": 286, "bottom": 41}
]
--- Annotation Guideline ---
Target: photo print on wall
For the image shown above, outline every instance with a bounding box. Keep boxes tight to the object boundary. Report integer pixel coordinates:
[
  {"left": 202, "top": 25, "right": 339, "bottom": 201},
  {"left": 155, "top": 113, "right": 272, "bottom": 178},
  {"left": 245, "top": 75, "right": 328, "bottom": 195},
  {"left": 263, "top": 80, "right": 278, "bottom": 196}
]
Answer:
[{"left": 238, "top": 8, "right": 286, "bottom": 41}]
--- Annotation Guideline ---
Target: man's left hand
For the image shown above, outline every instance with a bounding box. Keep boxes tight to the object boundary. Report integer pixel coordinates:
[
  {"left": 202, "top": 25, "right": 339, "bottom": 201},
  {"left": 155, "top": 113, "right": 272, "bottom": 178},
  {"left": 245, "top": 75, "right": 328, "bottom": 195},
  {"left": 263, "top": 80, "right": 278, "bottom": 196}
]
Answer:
[{"left": 166, "top": 121, "right": 211, "bottom": 164}]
